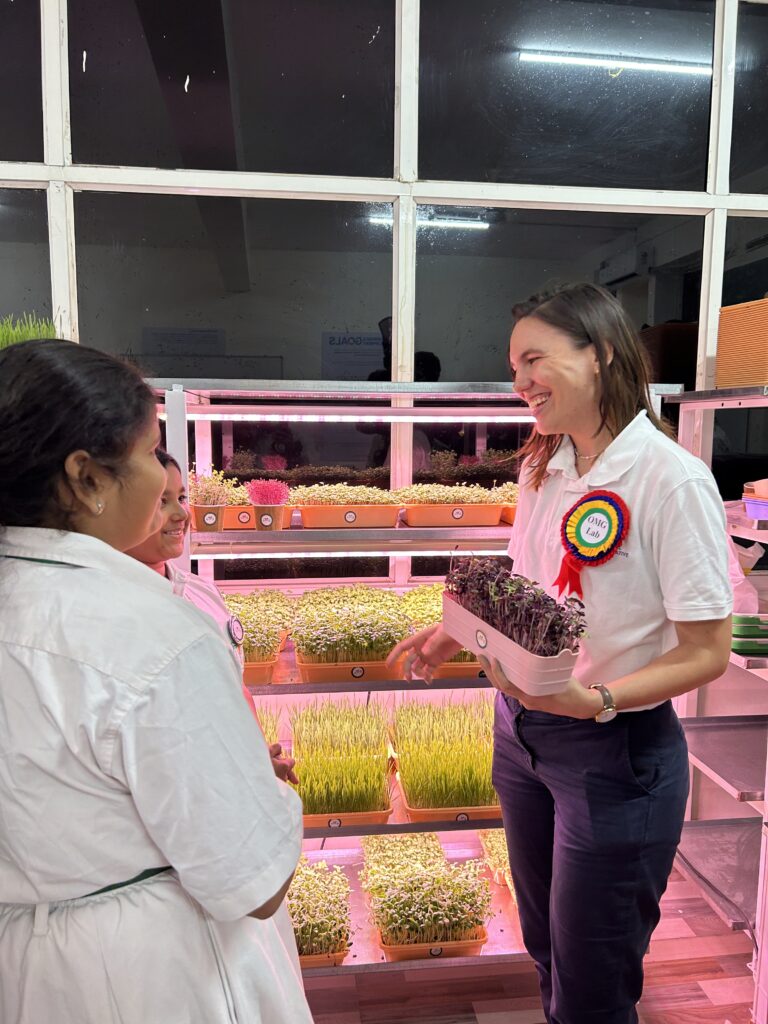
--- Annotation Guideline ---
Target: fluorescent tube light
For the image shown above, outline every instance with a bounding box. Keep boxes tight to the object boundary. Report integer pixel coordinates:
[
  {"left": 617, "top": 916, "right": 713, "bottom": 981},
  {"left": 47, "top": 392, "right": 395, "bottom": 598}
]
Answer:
[
  {"left": 178, "top": 412, "right": 535, "bottom": 424},
  {"left": 369, "top": 215, "right": 490, "bottom": 231},
  {"left": 519, "top": 50, "right": 712, "bottom": 76},
  {"left": 193, "top": 549, "right": 505, "bottom": 560}
]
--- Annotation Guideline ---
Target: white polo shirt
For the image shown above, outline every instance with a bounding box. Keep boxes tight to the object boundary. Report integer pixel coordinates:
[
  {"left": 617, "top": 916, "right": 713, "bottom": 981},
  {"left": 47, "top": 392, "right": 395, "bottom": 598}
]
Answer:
[
  {"left": 508, "top": 412, "right": 732, "bottom": 702},
  {"left": 0, "top": 527, "right": 302, "bottom": 914},
  {"left": 165, "top": 562, "right": 245, "bottom": 668}
]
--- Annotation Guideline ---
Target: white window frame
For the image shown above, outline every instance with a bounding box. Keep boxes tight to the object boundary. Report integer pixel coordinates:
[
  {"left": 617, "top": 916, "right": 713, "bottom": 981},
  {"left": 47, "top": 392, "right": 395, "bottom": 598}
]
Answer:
[{"left": 0, "top": 0, "right": 764, "bottom": 466}]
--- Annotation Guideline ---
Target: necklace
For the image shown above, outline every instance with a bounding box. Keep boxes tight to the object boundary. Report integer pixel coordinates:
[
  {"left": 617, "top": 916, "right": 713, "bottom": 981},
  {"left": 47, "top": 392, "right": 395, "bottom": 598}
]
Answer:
[{"left": 573, "top": 449, "right": 603, "bottom": 461}]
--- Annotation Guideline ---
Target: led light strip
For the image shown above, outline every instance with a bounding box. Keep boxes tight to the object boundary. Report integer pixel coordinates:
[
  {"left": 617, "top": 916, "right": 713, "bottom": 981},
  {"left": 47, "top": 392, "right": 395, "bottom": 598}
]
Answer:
[
  {"left": 171, "top": 412, "right": 535, "bottom": 424},
  {"left": 192, "top": 548, "right": 505, "bottom": 560},
  {"left": 519, "top": 51, "right": 712, "bottom": 76}
]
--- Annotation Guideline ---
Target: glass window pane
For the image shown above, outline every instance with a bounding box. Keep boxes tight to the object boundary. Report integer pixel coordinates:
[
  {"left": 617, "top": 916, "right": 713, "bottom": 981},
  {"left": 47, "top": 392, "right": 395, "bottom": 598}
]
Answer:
[
  {"left": 420, "top": 0, "right": 714, "bottom": 189},
  {"left": 0, "top": 3, "right": 43, "bottom": 162},
  {"left": 0, "top": 190, "right": 51, "bottom": 322},
  {"left": 711, "top": 216, "right": 768, "bottom": 517},
  {"left": 75, "top": 193, "right": 392, "bottom": 380},
  {"left": 731, "top": 1, "right": 768, "bottom": 194},
  {"left": 724, "top": 216, "right": 768, "bottom": 306},
  {"left": 213, "top": 557, "right": 390, "bottom": 582},
  {"left": 416, "top": 206, "right": 705, "bottom": 388},
  {"left": 69, "top": 0, "right": 394, "bottom": 175}
]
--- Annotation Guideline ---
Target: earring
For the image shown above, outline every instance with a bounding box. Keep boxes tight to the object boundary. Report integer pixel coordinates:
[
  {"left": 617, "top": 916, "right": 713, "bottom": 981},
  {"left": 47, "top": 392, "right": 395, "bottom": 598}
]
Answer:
[{"left": 95, "top": 500, "right": 105, "bottom": 516}]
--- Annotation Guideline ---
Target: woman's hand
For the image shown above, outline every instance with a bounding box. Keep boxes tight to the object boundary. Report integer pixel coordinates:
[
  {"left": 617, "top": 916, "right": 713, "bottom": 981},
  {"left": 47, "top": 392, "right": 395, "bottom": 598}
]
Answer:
[
  {"left": 478, "top": 657, "right": 603, "bottom": 720},
  {"left": 386, "top": 624, "right": 463, "bottom": 683},
  {"left": 269, "top": 742, "right": 299, "bottom": 785}
]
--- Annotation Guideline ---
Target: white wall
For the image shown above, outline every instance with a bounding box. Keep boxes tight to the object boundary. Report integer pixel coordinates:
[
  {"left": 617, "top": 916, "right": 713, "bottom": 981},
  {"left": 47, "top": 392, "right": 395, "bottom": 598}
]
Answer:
[{"left": 0, "top": 240, "right": 571, "bottom": 381}]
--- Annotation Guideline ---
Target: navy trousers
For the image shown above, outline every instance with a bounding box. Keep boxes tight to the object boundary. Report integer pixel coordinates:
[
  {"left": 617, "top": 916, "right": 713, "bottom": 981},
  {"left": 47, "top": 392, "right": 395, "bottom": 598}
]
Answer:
[{"left": 492, "top": 693, "right": 689, "bottom": 1024}]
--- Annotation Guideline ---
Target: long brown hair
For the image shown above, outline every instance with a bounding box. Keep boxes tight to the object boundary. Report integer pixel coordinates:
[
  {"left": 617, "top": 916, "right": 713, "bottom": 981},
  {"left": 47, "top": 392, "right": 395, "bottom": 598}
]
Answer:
[{"left": 512, "top": 283, "right": 674, "bottom": 489}]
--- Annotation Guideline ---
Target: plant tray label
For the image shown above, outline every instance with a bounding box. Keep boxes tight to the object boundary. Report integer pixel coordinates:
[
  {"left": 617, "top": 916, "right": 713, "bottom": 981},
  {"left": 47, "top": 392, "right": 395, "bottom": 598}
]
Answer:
[
  {"left": 451, "top": 507, "right": 464, "bottom": 520},
  {"left": 429, "top": 947, "right": 443, "bottom": 957},
  {"left": 344, "top": 510, "right": 357, "bottom": 523},
  {"left": 554, "top": 490, "right": 630, "bottom": 599},
  {"left": 203, "top": 511, "right": 218, "bottom": 526},
  {"left": 476, "top": 629, "right": 488, "bottom": 649},
  {"left": 228, "top": 616, "right": 244, "bottom": 646},
  {"left": 456, "top": 813, "right": 469, "bottom": 822},
  {"left": 351, "top": 666, "right": 365, "bottom": 678},
  {"left": 260, "top": 513, "right": 274, "bottom": 527},
  {"left": 239, "top": 510, "right": 252, "bottom": 524},
  {"left": 328, "top": 818, "right": 342, "bottom": 828}
]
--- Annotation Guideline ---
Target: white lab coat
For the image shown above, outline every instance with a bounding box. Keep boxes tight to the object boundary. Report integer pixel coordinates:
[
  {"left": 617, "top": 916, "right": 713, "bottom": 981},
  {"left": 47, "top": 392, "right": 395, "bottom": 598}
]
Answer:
[{"left": 0, "top": 527, "right": 312, "bottom": 1024}]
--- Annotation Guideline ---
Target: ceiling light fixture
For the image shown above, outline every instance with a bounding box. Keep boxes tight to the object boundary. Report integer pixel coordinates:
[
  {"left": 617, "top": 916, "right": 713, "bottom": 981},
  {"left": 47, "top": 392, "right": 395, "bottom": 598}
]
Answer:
[
  {"left": 369, "top": 215, "right": 490, "bottom": 231},
  {"left": 519, "top": 50, "right": 712, "bottom": 76}
]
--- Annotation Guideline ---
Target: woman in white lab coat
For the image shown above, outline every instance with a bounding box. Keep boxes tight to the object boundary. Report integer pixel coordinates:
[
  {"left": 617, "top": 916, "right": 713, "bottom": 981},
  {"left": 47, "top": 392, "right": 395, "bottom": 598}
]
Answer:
[{"left": 0, "top": 339, "right": 313, "bottom": 1024}]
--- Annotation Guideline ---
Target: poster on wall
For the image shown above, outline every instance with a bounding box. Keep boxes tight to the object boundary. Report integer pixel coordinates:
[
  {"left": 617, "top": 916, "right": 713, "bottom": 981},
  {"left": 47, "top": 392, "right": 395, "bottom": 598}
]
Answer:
[{"left": 321, "top": 331, "right": 384, "bottom": 381}]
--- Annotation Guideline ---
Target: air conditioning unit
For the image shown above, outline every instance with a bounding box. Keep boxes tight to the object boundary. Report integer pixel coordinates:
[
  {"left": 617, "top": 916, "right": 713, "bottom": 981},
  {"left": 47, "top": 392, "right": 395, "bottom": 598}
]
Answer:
[{"left": 597, "top": 247, "right": 654, "bottom": 286}]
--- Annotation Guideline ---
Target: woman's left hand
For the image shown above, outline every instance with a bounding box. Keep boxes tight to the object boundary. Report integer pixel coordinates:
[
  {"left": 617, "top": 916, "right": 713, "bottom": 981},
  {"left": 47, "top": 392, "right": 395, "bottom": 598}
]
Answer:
[{"left": 478, "top": 657, "right": 603, "bottom": 720}]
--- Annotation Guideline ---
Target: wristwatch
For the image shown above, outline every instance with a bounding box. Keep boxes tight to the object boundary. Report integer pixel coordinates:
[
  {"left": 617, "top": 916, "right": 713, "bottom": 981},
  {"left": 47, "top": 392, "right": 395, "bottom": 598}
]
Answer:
[{"left": 589, "top": 683, "right": 618, "bottom": 723}]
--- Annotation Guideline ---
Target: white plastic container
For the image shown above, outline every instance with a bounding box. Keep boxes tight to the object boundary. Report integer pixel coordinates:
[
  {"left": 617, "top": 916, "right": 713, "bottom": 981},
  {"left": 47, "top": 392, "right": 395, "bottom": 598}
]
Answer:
[{"left": 442, "top": 595, "right": 579, "bottom": 696}]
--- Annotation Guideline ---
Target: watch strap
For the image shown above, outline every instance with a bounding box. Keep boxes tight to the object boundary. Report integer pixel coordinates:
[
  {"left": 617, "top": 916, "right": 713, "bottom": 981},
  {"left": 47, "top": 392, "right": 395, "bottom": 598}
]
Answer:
[{"left": 589, "top": 683, "right": 617, "bottom": 720}]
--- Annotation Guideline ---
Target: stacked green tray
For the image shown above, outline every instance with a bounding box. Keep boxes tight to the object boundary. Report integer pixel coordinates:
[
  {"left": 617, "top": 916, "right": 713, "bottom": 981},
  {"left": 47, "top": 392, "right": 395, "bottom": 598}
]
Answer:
[{"left": 732, "top": 615, "right": 768, "bottom": 655}]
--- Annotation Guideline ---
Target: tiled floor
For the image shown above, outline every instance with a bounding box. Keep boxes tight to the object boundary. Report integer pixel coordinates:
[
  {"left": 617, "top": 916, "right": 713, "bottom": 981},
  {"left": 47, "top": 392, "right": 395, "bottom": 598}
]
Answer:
[{"left": 304, "top": 870, "right": 756, "bottom": 1024}]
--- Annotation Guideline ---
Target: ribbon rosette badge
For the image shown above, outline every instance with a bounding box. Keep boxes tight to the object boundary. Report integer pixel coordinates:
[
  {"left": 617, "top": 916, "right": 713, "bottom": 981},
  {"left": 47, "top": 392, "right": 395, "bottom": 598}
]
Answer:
[{"left": 553, "top": 489, "right": 630, "bottom": 599}]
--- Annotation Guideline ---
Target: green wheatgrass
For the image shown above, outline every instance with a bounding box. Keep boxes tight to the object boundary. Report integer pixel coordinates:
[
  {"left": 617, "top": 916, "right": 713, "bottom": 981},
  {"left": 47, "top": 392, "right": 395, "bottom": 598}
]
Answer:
[
  {"left": 290, "top": 702, "right": 390, "bottom": 815},
  {"left": 0, "top": 313, "right": 56, "bottom": 350},
  {"left": 393, "top": 698, "right": 497, "bottom": 809}
]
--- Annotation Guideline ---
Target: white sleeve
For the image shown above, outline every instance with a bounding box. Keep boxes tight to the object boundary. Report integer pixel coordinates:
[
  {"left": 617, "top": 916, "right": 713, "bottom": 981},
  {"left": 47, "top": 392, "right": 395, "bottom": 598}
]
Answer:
[
  {"left": 650, "top": 477, "right": 733, "bottom": 622},
  {"left": 111, "top": 634, "right": 303, "bottom": 922}
]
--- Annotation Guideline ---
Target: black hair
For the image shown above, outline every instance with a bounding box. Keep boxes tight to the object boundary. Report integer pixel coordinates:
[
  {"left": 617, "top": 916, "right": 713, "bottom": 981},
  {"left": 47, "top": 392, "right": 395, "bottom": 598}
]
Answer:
[
  {"left": 156, "top": 448, "right": 181, "bottom": 474},
  {"left": 0, "top": 339, "right": 157, "bottom": 529}
]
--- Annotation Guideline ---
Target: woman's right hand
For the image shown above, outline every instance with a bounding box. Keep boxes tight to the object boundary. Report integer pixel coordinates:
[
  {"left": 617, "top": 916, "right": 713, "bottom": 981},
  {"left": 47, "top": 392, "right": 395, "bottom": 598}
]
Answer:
[{"left": 386, "top": 624, "right": 462, "bottom": 683}]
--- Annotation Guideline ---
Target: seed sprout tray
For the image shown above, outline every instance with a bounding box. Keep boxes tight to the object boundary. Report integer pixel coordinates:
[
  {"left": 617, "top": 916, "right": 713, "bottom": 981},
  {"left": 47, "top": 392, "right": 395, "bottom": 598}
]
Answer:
[
  {"left": 400, "top": 791, "right": 502, "bottom": 824},
  {"left": 299, "top": 951, "right": 350, "bottom": 969},
  {"left": 303, "top": 807, "right": 392, "bottom": 829},
  {"left": 401, "top": 504, "right": 503, "bottom": 527},
  {"left": 431, "top": 661, "right": 485, "bottom": 680},
  {"left": 732, "top": 624, "right": 768, "bottom": 638},
  {"left": 242, "top": 658, "right": 278, "bottom": 684},
  {"left": 376, "top": 927, "right": 488, "bottom": 962},
  {"left": 442, "top": 595, "right": 578, "bottom": 696},
  {"left": 298, "top": 505, "right": 400, "bottom": 529},
  {"left": 222, "top": 505, "right": 257, "bottom": 530},
  {"left": 295, "top": 657, "right": 400, "bottom": 683}
]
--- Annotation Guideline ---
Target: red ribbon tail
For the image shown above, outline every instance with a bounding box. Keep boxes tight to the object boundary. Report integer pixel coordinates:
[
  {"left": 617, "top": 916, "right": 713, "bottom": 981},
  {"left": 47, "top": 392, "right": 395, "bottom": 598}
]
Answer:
[{"left": 553, "top": 557, "right": 584, "bottom": 599}]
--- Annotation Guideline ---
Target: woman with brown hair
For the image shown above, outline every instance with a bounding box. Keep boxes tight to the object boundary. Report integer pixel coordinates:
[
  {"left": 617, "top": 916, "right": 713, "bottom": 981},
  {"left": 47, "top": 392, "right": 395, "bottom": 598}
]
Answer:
[{"left": 389, "top": 283, "right": 732, "bottom": 1024}]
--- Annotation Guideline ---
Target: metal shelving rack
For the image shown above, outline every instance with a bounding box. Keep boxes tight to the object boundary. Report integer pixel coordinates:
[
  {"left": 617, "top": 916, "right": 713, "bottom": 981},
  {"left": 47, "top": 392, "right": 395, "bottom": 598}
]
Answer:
[
  {"left": 664, "top": 387, "right": 768, "bottom": 970},
  {"left": 160, "top": 380, "right": 528, "bottom": 975}
]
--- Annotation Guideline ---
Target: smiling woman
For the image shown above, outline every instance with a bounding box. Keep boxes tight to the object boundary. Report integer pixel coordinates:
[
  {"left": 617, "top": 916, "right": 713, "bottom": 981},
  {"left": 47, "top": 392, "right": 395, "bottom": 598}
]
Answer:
[
  {"left": 389, "top": 282, "right": 732, "bottom": 1024},
  {"left": 510, "top": 283, "right": 673, "bottom": 489}
]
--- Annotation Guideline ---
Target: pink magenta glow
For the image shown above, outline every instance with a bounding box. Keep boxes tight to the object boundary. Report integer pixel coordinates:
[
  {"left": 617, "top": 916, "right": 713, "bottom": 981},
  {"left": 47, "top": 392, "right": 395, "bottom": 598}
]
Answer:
[{"left": 192, "top": 549, "right": 503, "bottom": 560}]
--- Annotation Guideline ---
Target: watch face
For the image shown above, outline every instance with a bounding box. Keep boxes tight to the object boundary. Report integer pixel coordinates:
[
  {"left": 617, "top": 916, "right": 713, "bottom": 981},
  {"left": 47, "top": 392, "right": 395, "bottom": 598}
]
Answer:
[{"left": 596, "top": 707, "right": 618, "bottom": 723}]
